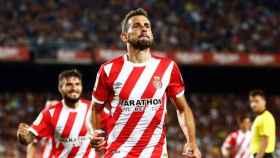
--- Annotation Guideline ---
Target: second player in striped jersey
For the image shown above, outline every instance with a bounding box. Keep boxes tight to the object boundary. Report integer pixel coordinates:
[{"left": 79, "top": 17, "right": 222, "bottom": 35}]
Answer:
[
  {"left": 17, "top": 69, "right": 107, "bottom": 158},
  {"left": 221, "top": 114, "right": 253, "bottom": 158}
]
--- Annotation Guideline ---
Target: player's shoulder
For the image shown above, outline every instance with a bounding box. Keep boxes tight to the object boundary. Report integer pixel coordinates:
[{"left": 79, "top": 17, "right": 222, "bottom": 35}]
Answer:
[
  {"left": 80, "top": 98, "right": 91, "bottom": 106},
  {"left": 44, "top": 101, "right": 62, "bottom": 110},
  {"left": 152, "top": 54, "right": 174, "bottom": 63},
  {"left": 102, "top": 55, "right": 124, "bottom": 67},
  {"left": 230, "top": 130, "right": 239, "bottom": 138}
]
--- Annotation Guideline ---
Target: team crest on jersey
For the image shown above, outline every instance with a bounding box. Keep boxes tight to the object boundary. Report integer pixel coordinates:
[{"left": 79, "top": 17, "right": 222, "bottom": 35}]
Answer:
[{"left": 152, "top": 76, "right": 162, "bottom": 89}]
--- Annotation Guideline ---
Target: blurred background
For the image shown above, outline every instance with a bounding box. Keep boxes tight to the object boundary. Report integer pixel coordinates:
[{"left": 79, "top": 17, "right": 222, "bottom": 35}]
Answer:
[{"left": 0, "top": 0, "right": 279, "bottom": 157}]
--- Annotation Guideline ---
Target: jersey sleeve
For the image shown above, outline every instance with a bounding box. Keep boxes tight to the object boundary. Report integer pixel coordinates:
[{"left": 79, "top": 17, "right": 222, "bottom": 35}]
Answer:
[
  {"left": 166, "top": 62, "right": 185, "bottom": 99},
  {"left": 29, "top": 109, "right": 53, "bottom": 138},
  {"left": 92, "top": 65, "right": 109, "bottom": 105},
  {"left": 259, "top": 114, "right": 275, "bottom": 136},
  {"left": 222, "top": 132, "right": 237, "bottom": 149}
]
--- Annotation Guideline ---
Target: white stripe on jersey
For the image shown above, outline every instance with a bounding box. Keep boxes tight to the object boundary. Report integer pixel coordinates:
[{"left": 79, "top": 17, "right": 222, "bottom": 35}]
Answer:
[
  {"left": 110, "top": 60, "right": 134, "bottom": 114},
  {"left": 153, "top": 61, "right": 174, "bottom": 98},
  {"left": 235, "top": 131, "right": 252, "bottom": 158},
  {"left": 75, "top": 140, "right": 91, "bottom": 157},
  {"left": 138, "top": 96, "right": 167, "bottom": 158},
  {"left": 107, "top": 61, "right": 134, "bottom": 144},
  {"left": 109, "top": 58, "right": 160, "bottom": 149},
  {"left": 58, "top": 102, "right": 88, "bottom": 157},
  {"left": 104, "top": 63, "right": 113, "bottom": 76},
  {"left": 54, "top": 104, "right": 70, "bottom": 149},
  {"left": 128, "top": 58, "right": 160, "bottom": 98}
]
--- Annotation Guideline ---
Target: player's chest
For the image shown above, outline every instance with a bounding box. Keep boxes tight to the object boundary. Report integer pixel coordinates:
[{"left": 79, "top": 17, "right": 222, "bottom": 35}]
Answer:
[
  {"left": 109, "top": 72, "right": 169, "bottom": 100},
  {"left": 52, "top": 108, "right": 88, "bottom": 138}
]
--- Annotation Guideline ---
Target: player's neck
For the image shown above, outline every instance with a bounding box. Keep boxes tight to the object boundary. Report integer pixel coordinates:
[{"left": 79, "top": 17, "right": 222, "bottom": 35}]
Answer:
[
  {"left": 127, "top": 46, "right": 151, "bottom": 63},
  {"left": 64, "top": 100, "right": 79, "bottom": 109}
]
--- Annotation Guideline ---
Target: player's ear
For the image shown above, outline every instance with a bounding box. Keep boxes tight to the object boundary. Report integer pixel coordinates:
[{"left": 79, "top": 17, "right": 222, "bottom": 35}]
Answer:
[
  {"left": 120, "top": 32, "right": 128, "bottom": 43},
  {"left": 58, "top": 82, "right": 62, "bottom": 94}
]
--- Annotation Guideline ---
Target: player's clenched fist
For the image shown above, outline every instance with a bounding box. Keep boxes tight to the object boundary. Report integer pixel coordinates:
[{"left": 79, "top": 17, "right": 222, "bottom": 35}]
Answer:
[
  {"left": 17, "top": 123, "right": 34, "bottom": 145},
  {"left": 182, "top": 142, "right": 201, "bottom": 158}
]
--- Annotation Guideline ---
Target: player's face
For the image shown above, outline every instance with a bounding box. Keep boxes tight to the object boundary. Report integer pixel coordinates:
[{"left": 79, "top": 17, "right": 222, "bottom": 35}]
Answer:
[
  {"left": 249, "top": 96, "right": 266, "bottom": 113},
  {"left": 240, "top": 118, "right": 251, "bottom": 131},
  {"left": 125, "top": 15, "right": 154, "bottom": 50},
  {"left": 59, "top": 76, "right": 82, "bottom": 102}
]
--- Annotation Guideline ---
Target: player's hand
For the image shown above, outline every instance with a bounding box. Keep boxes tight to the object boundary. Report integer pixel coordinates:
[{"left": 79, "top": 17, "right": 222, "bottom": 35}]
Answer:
[
  {"left": 17, "top": 123, "right": 32, "bottom": 145},
  {"left": 90, "top": 130, "right": 107, "bottom": 152},
  {"left": 182, "top": 142, "right": 201, "bottom": 158}
]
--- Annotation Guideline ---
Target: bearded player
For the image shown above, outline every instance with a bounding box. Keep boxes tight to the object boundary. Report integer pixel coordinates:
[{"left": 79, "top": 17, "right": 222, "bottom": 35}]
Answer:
[
  {"left": 17, "top": 69, "right": 108, "bottom": 157},
  {"left": 91, "top": 8, "right": 201, "bottom": 158}
]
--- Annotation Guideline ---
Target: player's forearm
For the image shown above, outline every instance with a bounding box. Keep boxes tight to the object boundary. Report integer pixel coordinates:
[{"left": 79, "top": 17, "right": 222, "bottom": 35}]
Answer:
[
  {"left": 177, "top": 106, "right": 197, "bottom": 145},
  {"left": 26, "top": 143, "right": 36, "bottom": 158},
  {"left": 221, "top": 146, "right": 230, "bottom": 158},
  {"left": 256, "top": 136, "right": 268, "bottom": 158},
  {"left": 91, "top": 103, "right": 102, "bottom": 129}
]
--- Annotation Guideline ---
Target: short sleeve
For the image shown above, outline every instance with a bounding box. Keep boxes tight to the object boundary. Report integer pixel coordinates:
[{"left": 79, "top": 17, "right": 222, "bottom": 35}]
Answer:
[
  {"left": 259, "top": 115, "right": 274, "bottom": 136},
  {"left": 166, "top": 62, "right": 185, "bottom": 99},
  {"left": 222, "top": 132, "right": 236, "bottom": 149},
  {"left": 92, "top": 65, "right": 109, "bottom": 104},
  {"left": 29, "top": 109, "right": 53, "bottom": 138}
]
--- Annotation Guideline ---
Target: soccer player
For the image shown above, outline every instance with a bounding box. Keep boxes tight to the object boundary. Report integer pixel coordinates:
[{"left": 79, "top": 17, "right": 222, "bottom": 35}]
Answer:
[
  {"left": 249, "top": 90, "right": 276, "bottom": 158},
  {"left": 221, "top": 114, "right": 253, "bottom": 158},
  {"left": 91, "top": 8, "right": 201, "bottom": 158},
  {"left": 17, "top": 69, "right": 101, "bottom": 157}
]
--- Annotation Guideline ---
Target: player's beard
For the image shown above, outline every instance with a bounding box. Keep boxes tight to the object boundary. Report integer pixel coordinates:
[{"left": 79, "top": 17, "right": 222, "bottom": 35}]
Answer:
[
  {"left": 64, "top": 93, "right": 81, "bottom": 105},
  {"left": 128, "top": 36, "right": 154, "bottom": 51}
]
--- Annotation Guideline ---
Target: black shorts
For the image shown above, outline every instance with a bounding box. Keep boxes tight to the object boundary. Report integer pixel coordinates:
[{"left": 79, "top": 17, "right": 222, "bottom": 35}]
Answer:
[{"left": 254, "top": 153, "right": 273, "bottom": 158}]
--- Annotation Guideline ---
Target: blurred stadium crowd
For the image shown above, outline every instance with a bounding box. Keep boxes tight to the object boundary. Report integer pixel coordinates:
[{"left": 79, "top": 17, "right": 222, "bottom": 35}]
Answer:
[
  {"left": 0, "top": 92, "right": 279, "bottom": 158},
  {"left": 0, "top": 0, "right": 280, "bottom": 54}
]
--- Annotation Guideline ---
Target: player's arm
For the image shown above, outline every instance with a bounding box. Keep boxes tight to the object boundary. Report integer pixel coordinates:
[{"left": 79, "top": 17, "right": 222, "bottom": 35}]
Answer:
[
  {"left": 172, "top": 96, "right": 201, "bottom": 158},
  {"left": 91, "top": 102, "right": 107, "bottom": 152},
  {"left": 221, "top": 134, "right": 234, "bottom": 158},
  {"left": 255, "top": 135, "right": 268, "bottom": 158},
  {"left": 221, "top": 143, "right": 231, "bottom": 158},
  {"left": 26, "top": 142, "right": 37, "bottom": 158},
  {"left": 17, "top": 123, "right": 35, "bottom": 145}
]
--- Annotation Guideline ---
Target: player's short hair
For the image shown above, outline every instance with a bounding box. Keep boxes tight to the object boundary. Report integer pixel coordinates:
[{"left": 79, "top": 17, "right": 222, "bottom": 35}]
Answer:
[
  {"left": 58, "top": 69, "right": 82, "bottom": 83},
  {"left": 249, "top": 89, "right": 265, "bottom": 99},
  {"left": 236, "top": 113, "right": 250, "bottom": 125},
  {"left": 121, "top": 8, "right": 149, "bottom": 33}
]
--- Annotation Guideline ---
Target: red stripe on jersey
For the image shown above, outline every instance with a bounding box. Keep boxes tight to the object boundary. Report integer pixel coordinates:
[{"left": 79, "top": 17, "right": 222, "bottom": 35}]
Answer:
[
  {"left": 107, "top": 105, "right": 122, "bottom": 134},
  {"left": 123, "top": 61, "right": 171, "bottom": 157},
  {"left": 52, "top": 102, "right": 63, "bottom": 128},
  {"left": 70, "top": 101, "right": 92, "bottom": 157},
  {"left": 124, "top": 98, "right": 165, "bottom": 157},
  {"left": 105, "top": 67, "right": 145, "bottom": 157},
  {"left": 67, "top": 147, "right": 79, "bottom": 158},
  {"left": 61, "top": 112, "right": 77, "bottom": 138},
  {"left": 78, "top": 102, "right": 91, "bottom": 136},
  {"left": 49, "top": 103, "right": 63, "bottom": 157},
  {"left": 119, "top": 67, "right": 145, "bottom": 99},
  {"left": 106, "top": 59, "right": 171, "bottom": 157},
  {"left": 141, "top": 59, "right": 171, "bottom": 98},
  {"left": 82, "top": 144, "right": 91, "bottom": 158},
  {"left": 107, "top": 57, "right": 125, "bottom": 83},
  {"left": 150, "top": 128, "right": 166, "bottom": 158},
  {"left": 55, "top": 112, "right": 77, "bottom": 156}
]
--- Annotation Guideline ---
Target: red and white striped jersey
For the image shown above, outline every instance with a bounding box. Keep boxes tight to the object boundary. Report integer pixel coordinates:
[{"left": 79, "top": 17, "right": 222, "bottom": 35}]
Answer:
[
  {"left": 92, "top": 54, "right": 185, "bottom": 158},
  {"left": 221, "top": 130, "right": 253, "bottom": 158},
  {"left": 29, "top": 99, "right": 98, "bottom": 158},
  {"left": 36, "top": 137, "right": 52, "bottom": 158}
]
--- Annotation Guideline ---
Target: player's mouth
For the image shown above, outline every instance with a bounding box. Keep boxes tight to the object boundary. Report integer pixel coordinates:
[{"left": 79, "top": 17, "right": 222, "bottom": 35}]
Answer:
[{"left": 139, "top": 34, "right": 150, "bottom": 39}]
